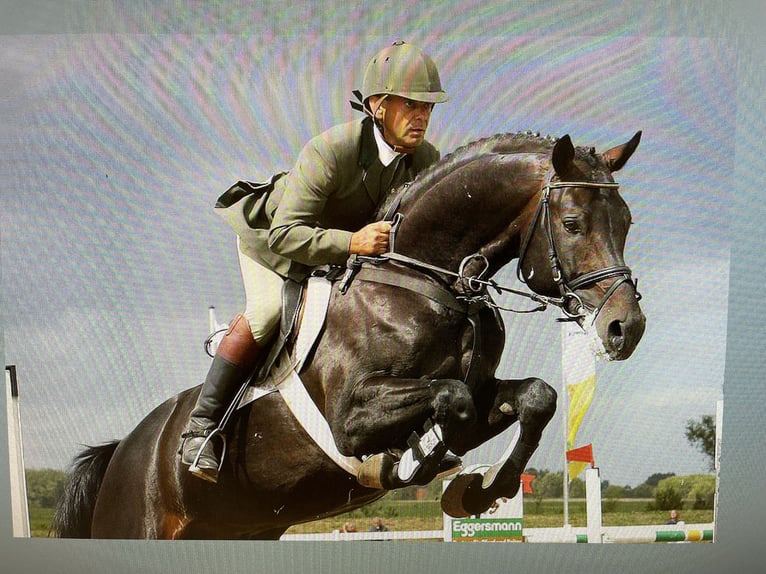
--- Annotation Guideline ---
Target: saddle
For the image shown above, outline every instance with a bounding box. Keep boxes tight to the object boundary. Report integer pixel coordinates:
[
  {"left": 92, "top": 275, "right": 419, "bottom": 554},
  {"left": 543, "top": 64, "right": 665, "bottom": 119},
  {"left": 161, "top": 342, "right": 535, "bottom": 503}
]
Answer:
[
  {"left": 215, "top": 260, "right": 466, "bottom": 486},
  {"left": 236, "top": 266, "right": 343, "bottom": 402},
  {"left": 207, "top": 268, "right": 365, "bottom": 476}
]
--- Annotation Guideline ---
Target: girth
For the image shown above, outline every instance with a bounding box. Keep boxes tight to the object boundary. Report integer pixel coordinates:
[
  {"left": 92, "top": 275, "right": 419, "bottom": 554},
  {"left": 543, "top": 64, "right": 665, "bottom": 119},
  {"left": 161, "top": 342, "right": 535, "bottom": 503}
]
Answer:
[{"left": 342, "top": 256, "right": 495, "bottom": 389}]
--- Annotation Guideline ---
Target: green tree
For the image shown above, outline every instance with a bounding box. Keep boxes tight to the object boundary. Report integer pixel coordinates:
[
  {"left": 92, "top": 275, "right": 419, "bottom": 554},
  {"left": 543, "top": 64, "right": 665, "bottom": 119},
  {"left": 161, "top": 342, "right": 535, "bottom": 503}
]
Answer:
[
  {"left": 536, "top": 472, "right": 563, "bottom": 498},
  {"left": 654, "top": 483, "right": 684, "bottom": 511},
  {"left": 529, "top": 470, "right": 563, "bottom": 510},
  {"left": 604, "top": 484, "right": 627, "bottom": 498},
  {"left": 627, "top": 482, "right": 655, "bottom": 498},
  {"left": 603, "top": 484, "right": 627, "bottom": 512},
  {"left": 25, "top": 468, "right": 66, "bottom": 508},
  {"left": 568, "top": 477, "right": 585, "bottom": 498},
  {"left": 654, "top": 474, "right": 716, "bottom": 511},
  {"left": 645, "top": 472, "right": 675, "bottom": 487},
  {"left": 685, "top": 414, "right": 716, "bottom": 471}
]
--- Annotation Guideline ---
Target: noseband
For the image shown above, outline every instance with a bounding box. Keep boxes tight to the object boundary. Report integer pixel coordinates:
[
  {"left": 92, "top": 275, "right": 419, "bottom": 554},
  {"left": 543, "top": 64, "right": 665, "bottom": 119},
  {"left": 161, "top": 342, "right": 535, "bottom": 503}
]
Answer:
[{"left": 516, "top": 178, "right": 641, "bottom": 321}]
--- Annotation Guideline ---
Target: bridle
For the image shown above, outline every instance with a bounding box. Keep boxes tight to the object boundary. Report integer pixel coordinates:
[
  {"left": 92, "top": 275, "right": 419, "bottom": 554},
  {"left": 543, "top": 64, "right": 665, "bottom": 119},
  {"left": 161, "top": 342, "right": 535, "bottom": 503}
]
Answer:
[
  {"left": 340, "top": 174, "right": 640, "bottom": 322},
  {"left": 515, "top": 176, "right": 641, "bottom": 321}
]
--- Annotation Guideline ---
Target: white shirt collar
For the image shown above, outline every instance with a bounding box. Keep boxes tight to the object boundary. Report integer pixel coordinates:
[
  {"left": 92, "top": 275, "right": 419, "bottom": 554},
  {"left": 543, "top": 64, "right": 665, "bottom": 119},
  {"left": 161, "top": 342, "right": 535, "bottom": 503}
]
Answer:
[{"left": 372, "top": 123, "right": 402, "bottom": 167}]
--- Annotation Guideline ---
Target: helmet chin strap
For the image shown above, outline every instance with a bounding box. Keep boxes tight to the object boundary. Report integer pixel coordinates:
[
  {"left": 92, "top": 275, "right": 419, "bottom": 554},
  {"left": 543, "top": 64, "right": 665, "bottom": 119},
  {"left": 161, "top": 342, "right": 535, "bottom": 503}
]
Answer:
[{"left": 352, "top": 91, "right": 417, "bottom": 154}]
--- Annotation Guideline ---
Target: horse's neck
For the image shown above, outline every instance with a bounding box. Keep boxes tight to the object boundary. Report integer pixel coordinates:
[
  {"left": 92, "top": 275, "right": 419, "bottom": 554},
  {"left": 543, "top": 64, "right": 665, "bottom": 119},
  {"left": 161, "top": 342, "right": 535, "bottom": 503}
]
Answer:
[{"left": 394, "top": 156, "right": 544, "bottom": 273}]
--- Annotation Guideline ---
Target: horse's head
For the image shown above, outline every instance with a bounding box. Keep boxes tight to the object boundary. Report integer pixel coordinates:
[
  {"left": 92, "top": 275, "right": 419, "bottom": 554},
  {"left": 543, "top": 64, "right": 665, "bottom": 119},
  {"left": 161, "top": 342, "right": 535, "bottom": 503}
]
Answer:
[{"left": 518, "top": 132, "right": 646, "bottom": 360}]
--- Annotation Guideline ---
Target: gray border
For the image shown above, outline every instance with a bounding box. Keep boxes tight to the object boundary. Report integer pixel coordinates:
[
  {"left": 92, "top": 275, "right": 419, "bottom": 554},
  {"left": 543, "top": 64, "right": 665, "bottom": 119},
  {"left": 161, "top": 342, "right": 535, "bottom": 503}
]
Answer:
[{"left": 1, "top": 1, "right": 764, "bottom": 572}]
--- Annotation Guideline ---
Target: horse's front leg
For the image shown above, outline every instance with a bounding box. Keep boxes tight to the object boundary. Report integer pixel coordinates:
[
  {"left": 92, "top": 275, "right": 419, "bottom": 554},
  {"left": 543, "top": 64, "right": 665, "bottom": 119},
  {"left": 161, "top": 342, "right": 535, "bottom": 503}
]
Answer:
[
  {"left": 442, "top": 377, "right": 557, "bottom": 517},
  {"left": 329, "top": 375, "right": 476, "bottom": 490}
]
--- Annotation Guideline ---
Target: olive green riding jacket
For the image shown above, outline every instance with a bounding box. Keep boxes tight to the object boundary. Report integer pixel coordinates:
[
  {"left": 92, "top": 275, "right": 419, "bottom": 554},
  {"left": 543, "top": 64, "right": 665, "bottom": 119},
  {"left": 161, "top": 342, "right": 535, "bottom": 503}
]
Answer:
[{"left": 216, "top": 117, "right": 440, "bottom": 281}]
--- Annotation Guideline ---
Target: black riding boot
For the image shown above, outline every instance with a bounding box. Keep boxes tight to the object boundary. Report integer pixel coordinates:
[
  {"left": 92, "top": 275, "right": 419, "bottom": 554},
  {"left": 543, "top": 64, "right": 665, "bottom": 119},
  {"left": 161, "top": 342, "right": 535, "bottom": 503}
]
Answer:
[{"left": 181, "top": 314, "right": 260, "bottom": 483}]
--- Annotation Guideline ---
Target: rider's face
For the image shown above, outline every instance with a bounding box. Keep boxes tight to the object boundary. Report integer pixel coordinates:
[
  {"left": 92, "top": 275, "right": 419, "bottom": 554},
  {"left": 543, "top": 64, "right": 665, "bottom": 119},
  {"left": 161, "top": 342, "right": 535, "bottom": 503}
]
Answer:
[{"left": 375, "top": 95, "right": 433, "bottom": 150}]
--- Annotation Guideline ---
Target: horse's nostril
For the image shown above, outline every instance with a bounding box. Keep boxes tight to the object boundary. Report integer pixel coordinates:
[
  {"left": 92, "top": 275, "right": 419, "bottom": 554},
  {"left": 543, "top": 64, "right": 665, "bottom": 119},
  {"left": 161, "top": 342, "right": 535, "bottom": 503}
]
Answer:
[{"left": 608, "top": 320, "right": 625, "bottom": 350}]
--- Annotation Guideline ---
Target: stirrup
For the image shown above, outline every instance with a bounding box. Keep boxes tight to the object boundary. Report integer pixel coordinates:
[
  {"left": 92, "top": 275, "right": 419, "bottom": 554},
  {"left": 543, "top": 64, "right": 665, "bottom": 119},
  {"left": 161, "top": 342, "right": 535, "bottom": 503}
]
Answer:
[
  {"left": 434, "top": 454, "right": 463, "bottom": 480},
  {"left": 357, "top": 452, "right": 394, "bottom": 490},
  {"left": 184, "top": 429, "right": 227, "bottom": 483}
]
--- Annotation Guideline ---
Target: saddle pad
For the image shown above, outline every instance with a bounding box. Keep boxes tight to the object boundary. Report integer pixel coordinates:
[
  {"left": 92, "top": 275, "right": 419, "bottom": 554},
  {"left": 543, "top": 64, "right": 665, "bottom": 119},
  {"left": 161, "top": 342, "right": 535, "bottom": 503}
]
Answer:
[
  {"left": 294, "top": 276, "right": 333, "bottom": 372},
  {"left": 234, "top": 277, "right": 360, "bottom": 476},
  {"left": 236, "top": 349, "right": 361, "bottom": 476},
  {"left": 277, "top": 367, "right": 362, "bottom": 476}
]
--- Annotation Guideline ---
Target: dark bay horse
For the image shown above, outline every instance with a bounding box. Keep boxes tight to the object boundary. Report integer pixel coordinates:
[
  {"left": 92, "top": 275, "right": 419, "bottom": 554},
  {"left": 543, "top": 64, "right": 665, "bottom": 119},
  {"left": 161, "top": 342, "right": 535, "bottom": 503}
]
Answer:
[{"left": 52, "top": 131, "right": 645, "bottom": 539}]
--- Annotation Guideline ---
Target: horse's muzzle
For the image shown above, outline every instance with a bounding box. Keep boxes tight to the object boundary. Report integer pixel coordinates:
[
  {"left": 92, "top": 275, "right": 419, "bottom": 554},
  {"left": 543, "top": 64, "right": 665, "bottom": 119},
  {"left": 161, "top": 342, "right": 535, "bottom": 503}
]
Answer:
[
  {"left": 606, "top": 312, "right": 646, "bottom": 360},
  {"left": 596, "top": 301, "right": 646, "bottom": 360}
]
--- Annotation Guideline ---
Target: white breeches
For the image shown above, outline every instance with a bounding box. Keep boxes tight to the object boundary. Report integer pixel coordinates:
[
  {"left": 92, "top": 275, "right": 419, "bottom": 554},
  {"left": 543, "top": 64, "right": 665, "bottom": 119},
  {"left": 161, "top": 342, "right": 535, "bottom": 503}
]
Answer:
[{"left": 237, "top": 238, "right": 283, "bottom": 343}]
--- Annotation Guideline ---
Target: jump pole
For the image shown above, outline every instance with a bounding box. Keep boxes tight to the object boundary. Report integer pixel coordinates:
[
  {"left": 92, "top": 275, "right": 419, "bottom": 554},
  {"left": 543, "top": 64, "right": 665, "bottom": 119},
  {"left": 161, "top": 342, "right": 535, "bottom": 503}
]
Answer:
[{"left": 5, "top": 365, "right": 30, "bottom": 537}]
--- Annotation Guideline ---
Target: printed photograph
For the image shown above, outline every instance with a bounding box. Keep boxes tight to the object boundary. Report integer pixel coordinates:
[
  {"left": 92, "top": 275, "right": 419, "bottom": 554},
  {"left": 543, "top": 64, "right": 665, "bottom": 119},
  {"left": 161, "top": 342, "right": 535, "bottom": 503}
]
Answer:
[{"left": 2, "top": 1, "right": 750, "bottom": 568}]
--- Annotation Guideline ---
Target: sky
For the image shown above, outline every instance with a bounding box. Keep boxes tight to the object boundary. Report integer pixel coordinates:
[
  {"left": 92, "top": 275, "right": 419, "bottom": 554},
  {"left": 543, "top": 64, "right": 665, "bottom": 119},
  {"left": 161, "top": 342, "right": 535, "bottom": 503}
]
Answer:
[{"left": 0, "top": 5, "right": 734, "bottom": 489}]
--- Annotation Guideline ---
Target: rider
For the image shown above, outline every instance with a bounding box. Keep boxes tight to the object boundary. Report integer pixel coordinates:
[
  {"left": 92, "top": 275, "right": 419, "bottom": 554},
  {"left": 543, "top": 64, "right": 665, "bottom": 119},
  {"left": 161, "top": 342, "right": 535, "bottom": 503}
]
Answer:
[{"left": 181, "top": 41, "right": 453, "bottom": 484}]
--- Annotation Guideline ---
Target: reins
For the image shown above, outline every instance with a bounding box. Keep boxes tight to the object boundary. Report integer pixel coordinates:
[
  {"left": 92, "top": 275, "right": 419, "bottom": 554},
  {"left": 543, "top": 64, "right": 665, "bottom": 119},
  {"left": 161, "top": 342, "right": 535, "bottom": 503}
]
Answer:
[{"left": 342, "top": 174, "right": 640, "bottom": 323}]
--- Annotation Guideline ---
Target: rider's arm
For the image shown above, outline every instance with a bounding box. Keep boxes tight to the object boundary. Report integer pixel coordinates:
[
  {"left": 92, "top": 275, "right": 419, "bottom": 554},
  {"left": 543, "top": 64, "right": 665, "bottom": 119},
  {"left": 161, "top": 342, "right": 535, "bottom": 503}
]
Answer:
[{"left": 267, "top": 133, "right": 354, "bottom": 267}]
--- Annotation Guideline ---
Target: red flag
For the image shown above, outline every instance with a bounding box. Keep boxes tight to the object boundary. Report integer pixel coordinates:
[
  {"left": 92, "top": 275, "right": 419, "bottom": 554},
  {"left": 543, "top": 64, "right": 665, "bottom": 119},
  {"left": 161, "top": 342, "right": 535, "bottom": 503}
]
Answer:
[
  {"left": 566, "top": 443, "right": 595, "bottom": 465},
  {"left": 520, "top": 473, "right": 535, "bottom": 494}
]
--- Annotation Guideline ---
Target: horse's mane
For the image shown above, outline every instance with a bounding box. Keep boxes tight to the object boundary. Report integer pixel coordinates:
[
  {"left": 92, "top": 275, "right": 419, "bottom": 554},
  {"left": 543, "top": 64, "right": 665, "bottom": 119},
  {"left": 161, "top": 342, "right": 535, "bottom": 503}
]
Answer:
[{"left": 378, "top": 131, "right": 560, "bottom": 218}]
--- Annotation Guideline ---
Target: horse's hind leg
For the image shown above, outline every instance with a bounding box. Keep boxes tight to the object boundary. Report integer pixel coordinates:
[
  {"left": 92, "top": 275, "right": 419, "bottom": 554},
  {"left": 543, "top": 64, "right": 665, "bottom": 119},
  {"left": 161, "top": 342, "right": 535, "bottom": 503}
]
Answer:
[
  {"left": 332, "top": 375, "right": 476, "bottom": 489},
  {"left": 442, "top": 377, "right": 557, "bottom": 517}
]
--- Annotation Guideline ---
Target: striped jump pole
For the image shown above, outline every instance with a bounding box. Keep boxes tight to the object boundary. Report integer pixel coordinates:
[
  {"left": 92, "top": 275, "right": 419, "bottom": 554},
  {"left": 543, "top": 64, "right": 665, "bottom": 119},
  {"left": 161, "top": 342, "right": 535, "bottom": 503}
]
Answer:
[
  {"left": 523, "top": 524, "right": 714, "bottom": 543},
  {"left": 603, "top": 525, "right": 715, "bottom": 544}
]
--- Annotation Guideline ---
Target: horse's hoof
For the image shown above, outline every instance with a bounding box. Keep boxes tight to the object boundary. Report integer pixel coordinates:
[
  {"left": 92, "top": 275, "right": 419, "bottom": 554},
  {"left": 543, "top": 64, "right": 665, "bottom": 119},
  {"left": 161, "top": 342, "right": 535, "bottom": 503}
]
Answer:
[
  {"left": 441, "top": 474, "right": 479, "bottom": 517},
  {"left": 434, "top": 454, "right": 463, "bottom": 480},
  {"left": 441, "top": 473, "right": 497, "bottom": 518}
]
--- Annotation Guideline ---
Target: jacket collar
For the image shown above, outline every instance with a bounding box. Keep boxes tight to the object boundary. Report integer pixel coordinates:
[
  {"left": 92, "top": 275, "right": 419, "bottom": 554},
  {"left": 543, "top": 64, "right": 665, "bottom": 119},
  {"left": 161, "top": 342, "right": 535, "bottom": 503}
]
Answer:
[{"left": 358, "top": 117, "right": 379, "bottom": 170}]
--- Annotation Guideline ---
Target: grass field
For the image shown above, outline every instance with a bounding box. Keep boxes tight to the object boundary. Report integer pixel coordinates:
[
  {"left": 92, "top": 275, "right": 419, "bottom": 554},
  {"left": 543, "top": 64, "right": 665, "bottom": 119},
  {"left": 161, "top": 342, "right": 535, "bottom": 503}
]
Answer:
[
  {"left": 284, "top": 498, "right": 713, "bottom": 534},
  {"left": 30, "top": 498, "right": 714, "bottom": 538},
  {"left": 29, "top": 506, "right": 55, "bottom": 538}
]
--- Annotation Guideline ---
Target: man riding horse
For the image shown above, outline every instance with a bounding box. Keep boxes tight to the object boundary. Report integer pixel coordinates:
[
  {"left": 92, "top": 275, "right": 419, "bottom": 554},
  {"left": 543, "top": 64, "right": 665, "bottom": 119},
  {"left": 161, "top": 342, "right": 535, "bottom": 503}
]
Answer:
[{"left": 180, "top": 41, "right": 461, "bottom": 485}]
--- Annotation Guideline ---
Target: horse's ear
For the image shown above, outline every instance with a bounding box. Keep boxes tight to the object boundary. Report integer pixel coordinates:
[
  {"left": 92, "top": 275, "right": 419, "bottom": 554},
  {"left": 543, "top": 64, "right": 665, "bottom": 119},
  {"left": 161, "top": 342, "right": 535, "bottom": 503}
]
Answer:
[
  {"left": 552, "top": 134, "right": 574, "bottom": 175},
  {"left": 603, "top": 131, "right": 642, "bottom": 172}
]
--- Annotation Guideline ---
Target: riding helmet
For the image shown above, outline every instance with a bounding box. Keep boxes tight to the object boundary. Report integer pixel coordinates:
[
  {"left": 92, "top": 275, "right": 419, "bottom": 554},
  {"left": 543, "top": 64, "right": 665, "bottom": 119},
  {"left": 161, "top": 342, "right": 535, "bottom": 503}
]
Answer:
[{"left": 362, "top": 41, "right": 448, "bottom": 105}]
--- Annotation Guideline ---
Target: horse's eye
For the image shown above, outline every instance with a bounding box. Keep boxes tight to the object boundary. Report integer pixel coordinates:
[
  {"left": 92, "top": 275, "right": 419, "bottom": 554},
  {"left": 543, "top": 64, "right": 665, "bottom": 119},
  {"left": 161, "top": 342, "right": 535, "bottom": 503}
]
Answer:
[{"left": 563, "top": 219, "right": 582, "bottom": 234}]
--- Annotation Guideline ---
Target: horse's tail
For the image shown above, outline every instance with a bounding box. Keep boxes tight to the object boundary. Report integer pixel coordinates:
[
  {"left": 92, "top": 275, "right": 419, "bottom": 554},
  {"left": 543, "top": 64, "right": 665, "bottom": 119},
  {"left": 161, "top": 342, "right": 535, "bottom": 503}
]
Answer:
[{"left": 51, "top": 441, "right": 120, "bottom": 538}]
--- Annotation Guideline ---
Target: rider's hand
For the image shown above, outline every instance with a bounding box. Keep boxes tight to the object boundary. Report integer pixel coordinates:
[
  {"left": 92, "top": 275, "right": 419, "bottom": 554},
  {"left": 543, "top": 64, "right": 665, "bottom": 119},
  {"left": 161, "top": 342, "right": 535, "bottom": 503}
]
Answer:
[{"left": 349, "top": 221, "right": 392, "bottom": 256}]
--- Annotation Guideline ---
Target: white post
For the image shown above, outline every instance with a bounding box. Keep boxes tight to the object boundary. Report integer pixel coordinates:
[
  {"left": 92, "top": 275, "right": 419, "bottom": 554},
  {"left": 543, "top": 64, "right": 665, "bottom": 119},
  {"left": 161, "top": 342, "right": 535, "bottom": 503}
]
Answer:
[
  {"left": 585, "top": 467, "right": 602, "bottom": 543},
  {"left": 713, "top": 399, "right": 723, "bottom": 542},
  {"left": 442, "top": 480, "right": 453, "bottom": 542},
  {"left": 208, "top": 306, "right": 217, "bottom": 334},
  {"left": 6, "top": 366, "right": 30, "bottom": 537},
  {"left": 561, "top": 327, "right": 571, "bottom": 528}
]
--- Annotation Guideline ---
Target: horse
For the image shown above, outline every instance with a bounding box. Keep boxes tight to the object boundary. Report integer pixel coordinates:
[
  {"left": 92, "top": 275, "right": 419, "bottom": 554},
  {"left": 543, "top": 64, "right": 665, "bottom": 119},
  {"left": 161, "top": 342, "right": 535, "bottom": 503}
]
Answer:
[{"left": 51, "top": 130, "right": 645, "bottom": 539}]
